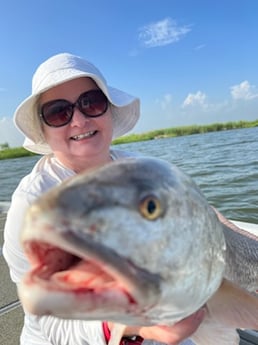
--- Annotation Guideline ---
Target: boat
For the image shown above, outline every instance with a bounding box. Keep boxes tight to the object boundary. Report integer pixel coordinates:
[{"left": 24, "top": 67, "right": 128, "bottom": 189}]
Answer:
[
  {"left": 231, "top": 220, "right": 258, "bottom": 237},
  {"left": 231, "top": 220, "right": 258, "bottom": 345}
]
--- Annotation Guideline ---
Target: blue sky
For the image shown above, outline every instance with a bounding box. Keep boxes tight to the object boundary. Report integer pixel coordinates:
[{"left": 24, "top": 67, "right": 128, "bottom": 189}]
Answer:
[{"left": 1, "top": 0, "right": 258, "bottom": 147}]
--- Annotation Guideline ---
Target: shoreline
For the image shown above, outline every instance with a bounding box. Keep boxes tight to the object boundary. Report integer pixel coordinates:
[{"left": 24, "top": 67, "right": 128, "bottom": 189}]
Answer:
[{"left": 1, "top": 120, "right": 258, "bottom": 160}]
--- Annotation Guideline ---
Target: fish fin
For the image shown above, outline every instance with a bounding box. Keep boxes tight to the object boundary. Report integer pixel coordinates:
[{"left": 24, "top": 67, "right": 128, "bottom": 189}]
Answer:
[
  {"left": 207, "top": 279, "right": 258, "bottom": 329},
  {"left": 108, "top": 324, "right": 126, "bottom": 345},
  {"left": 190, "top": 320, "right": 240, "bottom": 345}
]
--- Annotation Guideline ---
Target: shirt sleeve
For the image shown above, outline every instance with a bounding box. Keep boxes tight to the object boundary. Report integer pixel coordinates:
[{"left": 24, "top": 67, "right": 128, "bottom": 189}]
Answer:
[
  {"left": 3, "top": 191, "right": 31, "bottom": 282},
  {"left": 3, "top": 173, "right": 107, "bottom": 345}
]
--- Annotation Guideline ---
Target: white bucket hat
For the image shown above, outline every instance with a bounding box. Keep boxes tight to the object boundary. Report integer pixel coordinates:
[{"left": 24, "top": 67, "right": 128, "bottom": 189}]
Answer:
[{"left": 14, "top": 53, "right": 140, "bottom": 155}]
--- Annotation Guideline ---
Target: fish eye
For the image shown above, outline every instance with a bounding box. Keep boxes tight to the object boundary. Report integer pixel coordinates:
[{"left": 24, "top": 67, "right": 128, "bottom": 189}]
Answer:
[{"left": 139, "top": 195, "right": 162, "bottom": 220}]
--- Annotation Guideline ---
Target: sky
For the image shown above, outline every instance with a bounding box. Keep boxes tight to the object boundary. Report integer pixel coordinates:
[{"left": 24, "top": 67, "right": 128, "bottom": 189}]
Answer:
[{"left": 1, "top": 0, "right": 258, "bottom": 147}]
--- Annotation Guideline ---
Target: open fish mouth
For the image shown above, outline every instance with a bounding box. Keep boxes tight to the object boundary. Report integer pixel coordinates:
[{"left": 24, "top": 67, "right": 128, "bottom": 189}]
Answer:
[
  {"left": 23, "top": 241, "right": 140, "bottom": 304},
  {"left": 23, "top": 241, "right": 129, "bottom": 295},
  {"left": 20, "top": 225, "right": 161, "bottom": 320}
]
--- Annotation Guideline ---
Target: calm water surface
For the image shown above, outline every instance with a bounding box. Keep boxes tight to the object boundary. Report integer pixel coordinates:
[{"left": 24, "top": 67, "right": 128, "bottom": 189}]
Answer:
[{"left": 0, "top": 127, "right": 258, "bottom": 223}]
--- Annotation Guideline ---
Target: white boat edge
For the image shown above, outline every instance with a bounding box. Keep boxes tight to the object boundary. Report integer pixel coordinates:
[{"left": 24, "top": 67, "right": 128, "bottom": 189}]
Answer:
[{"left": 231, "top": 220, "right": 258, "bottom": 237}]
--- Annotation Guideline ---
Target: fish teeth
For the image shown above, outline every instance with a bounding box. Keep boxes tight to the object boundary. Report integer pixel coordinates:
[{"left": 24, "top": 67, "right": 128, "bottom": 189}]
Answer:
[{"left": 72, "top": 131, "right": 95, "bottom": 141}]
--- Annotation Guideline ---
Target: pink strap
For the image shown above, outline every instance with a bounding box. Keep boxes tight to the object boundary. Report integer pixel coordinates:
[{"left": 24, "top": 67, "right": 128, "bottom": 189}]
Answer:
[{"left": 102, "top": 322, "right": 144, "bottom": 345}]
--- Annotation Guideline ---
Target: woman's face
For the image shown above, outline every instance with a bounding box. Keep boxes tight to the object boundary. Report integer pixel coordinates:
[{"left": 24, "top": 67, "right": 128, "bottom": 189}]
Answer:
[{"left": 39, "top": 77, "right": 113, "bottom": 172}]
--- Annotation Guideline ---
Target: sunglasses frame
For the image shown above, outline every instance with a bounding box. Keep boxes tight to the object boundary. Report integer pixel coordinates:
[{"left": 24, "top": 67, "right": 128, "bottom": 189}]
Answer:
[{"left": 39, "top": 89, "right": 108, "bottom": 127}]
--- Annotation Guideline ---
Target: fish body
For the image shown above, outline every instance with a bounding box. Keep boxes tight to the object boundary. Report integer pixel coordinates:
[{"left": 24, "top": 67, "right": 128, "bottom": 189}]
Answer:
[{"left": 18, "top": 157, "right": 258, "bottom": 344}]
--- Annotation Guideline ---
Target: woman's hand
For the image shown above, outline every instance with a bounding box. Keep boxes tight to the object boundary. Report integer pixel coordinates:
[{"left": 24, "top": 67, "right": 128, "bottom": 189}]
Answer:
[{"left": 109, "top": 307, "right": 206, "bottom": 345}]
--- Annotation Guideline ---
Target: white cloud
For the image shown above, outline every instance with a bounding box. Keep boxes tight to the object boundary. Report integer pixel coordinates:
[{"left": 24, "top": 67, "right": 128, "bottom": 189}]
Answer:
[
  {"left": 139, "top": 18, "right": 191, "bottom": 48},
  {"left": 230, "top": 80, "right": 258, "bottom": 100},
  {"left": 0, "top": 117, "right": 24, "bottom": 147},
  {"left": 182, "top": 91, "right": 207, "bottom": 108}
]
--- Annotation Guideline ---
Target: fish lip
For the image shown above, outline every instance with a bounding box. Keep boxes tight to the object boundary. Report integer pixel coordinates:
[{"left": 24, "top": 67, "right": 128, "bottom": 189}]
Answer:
[{"left": 63, "top": 229, "right": 162, "bottom": 296}]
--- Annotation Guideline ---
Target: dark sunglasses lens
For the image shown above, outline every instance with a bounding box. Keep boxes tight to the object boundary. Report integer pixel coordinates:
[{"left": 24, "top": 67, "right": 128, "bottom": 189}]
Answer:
[
  {"left": 41, "top": 101, "right": 72, "bottom": 127},
  {"left": 79, "top": 90, "right": 108, "bottom": 116}
]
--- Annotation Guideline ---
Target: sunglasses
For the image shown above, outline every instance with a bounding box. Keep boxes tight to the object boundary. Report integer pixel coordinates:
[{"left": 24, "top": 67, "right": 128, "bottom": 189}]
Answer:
[{"left": 39, "top": 89, "right": 108, "bottom": 127}]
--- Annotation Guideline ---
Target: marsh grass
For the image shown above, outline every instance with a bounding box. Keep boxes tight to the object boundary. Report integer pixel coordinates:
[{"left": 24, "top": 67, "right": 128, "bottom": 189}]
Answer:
[
  {"left": 1, "top": 119, "right": 258, "bottom": 160},
  {"left": 0, "top": 147, "right": 36, "bottom": 160},
  {"left": 112, "top": 119, "right": 258, "bottom": 145}
]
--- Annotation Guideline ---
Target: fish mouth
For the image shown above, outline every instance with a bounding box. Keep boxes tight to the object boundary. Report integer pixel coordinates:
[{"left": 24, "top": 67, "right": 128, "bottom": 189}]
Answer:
[
  {"left": 20, "top": 228, "right": 161, "bottom": 320},
  {"left": 23, "top": 241, "right": 128, "bottom": 296}
]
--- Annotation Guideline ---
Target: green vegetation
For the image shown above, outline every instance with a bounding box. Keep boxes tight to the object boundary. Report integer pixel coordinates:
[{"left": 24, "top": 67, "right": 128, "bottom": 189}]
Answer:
[
  {"left": 1, "top": 119, "right": 258, "bottom": 160},
  {"left": 0, "top": 147, "right": 36, "bottom": 160},
  {"left": 112, "top": 119, "right": 258, "bottom": 145}
]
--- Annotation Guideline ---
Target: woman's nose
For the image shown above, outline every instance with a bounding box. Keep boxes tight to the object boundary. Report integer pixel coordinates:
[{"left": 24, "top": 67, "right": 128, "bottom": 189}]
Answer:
[{"left": 70, "top": 108, "right": 90, "bottom": 126}]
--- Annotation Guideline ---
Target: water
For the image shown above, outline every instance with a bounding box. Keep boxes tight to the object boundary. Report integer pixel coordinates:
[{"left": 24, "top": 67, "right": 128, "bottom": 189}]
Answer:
[{"left": 0, "top": 127, "right": 258, "bottom": 223}]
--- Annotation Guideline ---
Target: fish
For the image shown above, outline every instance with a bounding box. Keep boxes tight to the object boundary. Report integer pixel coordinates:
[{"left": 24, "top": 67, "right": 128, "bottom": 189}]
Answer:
[{"left": 17, "top": 157, "right": 258, "bottom": 345}]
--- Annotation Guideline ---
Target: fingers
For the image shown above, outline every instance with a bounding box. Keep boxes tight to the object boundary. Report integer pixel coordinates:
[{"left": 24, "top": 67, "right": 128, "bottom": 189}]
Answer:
[
  {"left": 107, "top": 307, "right": 206, "bottom": 345},
  {"left": 156, "top": 308, "right": 206, "bottom": 345}
]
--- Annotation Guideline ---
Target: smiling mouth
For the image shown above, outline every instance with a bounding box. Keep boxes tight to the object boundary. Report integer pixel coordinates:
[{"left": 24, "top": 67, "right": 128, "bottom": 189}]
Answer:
[{"left": 71, "top": 131, "right": 97, "bottom": 141}]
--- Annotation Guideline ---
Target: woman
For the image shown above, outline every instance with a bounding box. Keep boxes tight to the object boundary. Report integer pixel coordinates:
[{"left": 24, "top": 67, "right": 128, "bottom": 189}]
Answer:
[{"left": 3, "top": 53, "right": 205, "bottom": 345}]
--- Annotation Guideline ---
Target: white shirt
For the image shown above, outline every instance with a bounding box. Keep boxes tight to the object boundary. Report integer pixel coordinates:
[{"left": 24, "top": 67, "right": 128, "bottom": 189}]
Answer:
[
  {"left": 3, "top": 149, "right": 137, "bottom": 345},
  {"left": 3, "top": 150, "right": 193, "bottom": 345}
]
